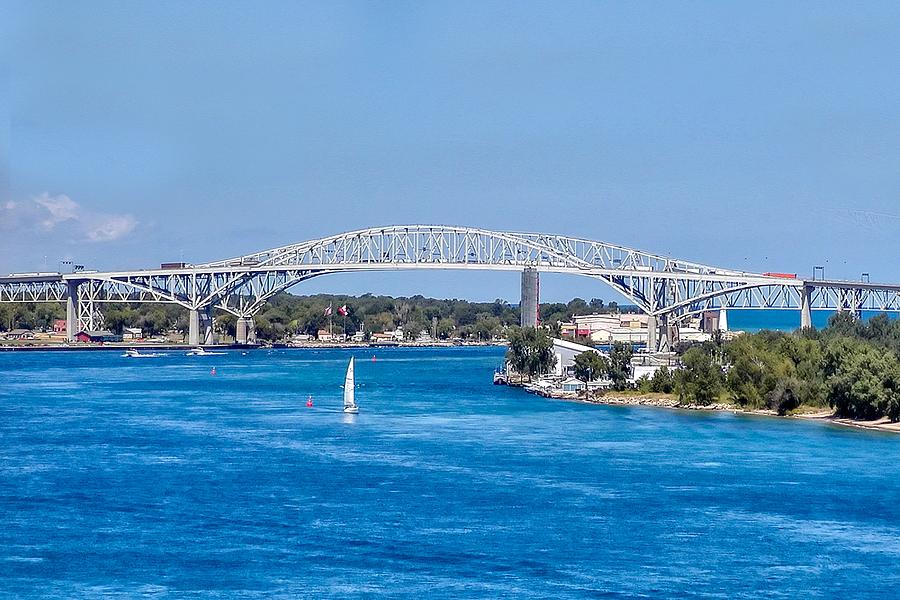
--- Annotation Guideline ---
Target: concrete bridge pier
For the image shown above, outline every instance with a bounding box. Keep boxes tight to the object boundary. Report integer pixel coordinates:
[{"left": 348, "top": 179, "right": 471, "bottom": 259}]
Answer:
[
  {"left": 189, "top": 309, "right": 201, "bottom": 346},
  {"left": 647, "top": 313, "right": 676, "bottom": 352},
  {"left": 647, "top": 313, "right": 677, "bottom": 352},
  {"left": 236, "top": 317, "right": 256, "bottom": 345},
  {"left": 520, "top": 268, "right": 539, "bottom": 328},
  {"left": 666, "top": 316, "right": 679, "bottom": 351},
  {"left": 800, "top": 286, "right": 813, "bottom": 329},
  {"left": 189, "top": 307, "right": 216, "bottom": 345},
  {"left": 65, "top": 281, "right": 78, "bottom": 342},
  {"left": 203, "top": 311, "right": 216, "bottom": 345}
]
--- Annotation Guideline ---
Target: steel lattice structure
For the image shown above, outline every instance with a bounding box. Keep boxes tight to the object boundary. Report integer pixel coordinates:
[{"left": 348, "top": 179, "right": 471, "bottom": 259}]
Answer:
[{"left": 3, "top": 225, "right": 900, "bottom": 347}]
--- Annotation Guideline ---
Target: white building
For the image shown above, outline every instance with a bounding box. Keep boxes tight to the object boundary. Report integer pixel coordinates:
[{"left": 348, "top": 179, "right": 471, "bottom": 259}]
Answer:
[
  {"left": 560, "top": 377, "right": 586, "bottom": 393},
  {"left": 4, "top": 328, "right": 34, "bottom": 340},
  {"left": 551, "top": 338, "right": 607, "bottom": 378},
  {"left": 562, "top": 313, "right": 649, "bottom": 344},
  {"left": 630, "top": 353, "right": 680, "bottom": 382}
]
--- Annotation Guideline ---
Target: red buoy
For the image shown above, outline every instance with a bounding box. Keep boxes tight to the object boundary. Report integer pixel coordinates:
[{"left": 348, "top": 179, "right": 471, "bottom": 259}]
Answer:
[
  {"left": 210, "top": 367, "right": 217, "bottom": 376},
  {"left": 306, "top": 395, "right": 313, "bottom": 408},
  {"left": 372, "top": 354, "right": 376, "bottom": 362}
]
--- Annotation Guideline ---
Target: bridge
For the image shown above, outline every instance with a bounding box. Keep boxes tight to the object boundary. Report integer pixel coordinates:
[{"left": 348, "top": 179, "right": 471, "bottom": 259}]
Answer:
[{"left": 3, "top": 225, "right": 900, "bottom": 350}]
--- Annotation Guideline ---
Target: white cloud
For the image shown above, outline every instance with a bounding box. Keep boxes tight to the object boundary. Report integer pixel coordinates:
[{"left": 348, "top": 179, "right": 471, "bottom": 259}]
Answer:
[
  {"left": 86, "top": 214, "right": 138, "bottom": 242},
  {"left": 33, "top": 193, "right": 80, "bottom": 230},
  {"left": 1, "top": 193, "right": 138, "bottom": 242}
]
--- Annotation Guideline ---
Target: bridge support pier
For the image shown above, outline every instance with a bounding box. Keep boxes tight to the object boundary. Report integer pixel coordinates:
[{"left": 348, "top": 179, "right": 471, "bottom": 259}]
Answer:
[
  {"left": 520, "top": 268, "right": 539, "bottom": 328},
  {"left": 649, "top": 313, "right": 678, "bottom": 352},
  {"left": 66, "top": 281, "right": 78, "bottom": 342},
  {"left": 647, "top": 313, "right": 675, "bottom": 352},
  {"left": 189, "top": 308, "right": 216, "bottom": 345},
  {"left": 236, "top": 317, "right": 256, "bottom": 345},
  {"left": 666, "top": 316, "right": 679, "bottom": 351},
  {"left": 203, "top": 312, "right": 216, "bottom": 345},
  {"left": 800, "top": 286, "right": 813, "bottom": 329},
  {"left": 189, "top": 309, "right": 201, "bottom": 346}
]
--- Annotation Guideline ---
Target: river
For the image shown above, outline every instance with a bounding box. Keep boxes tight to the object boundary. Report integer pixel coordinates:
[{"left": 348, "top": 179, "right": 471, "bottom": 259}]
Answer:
[{"left": 1, "top": 347, "right": 899, "bottom": 597}]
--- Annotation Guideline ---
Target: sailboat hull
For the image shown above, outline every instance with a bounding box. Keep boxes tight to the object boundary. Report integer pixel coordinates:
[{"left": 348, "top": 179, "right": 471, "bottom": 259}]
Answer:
[{"left": 343, "top": 406, "right": 359, "bottom": 414}]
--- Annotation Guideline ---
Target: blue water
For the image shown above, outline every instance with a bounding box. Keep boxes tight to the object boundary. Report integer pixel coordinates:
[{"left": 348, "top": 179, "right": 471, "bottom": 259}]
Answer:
[
  {"left": 2, "top": 347, "right": 900, "bottom": 598},
  {"left": 727, "top": 309, "right": 898, "bottom": 332}
]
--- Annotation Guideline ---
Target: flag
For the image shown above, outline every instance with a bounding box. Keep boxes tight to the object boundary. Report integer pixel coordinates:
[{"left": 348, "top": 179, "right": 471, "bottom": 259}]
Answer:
[
  {"left": 338, "top": 305, "right": 348, "bottom": 316},
  {"left": 323, "top": 304, "right": 332, "bottom": 317}
]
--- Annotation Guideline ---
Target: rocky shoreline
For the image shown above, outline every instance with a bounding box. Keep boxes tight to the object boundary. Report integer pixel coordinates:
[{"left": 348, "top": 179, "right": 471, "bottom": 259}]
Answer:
[{"left": 537, "top": 389, "right": 900, "bottom": 434}]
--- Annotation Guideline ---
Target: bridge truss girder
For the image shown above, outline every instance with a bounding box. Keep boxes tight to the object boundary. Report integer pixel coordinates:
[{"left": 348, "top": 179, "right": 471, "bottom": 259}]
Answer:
[
  {"left": 0, "top": 280, "right": 67, "bottom": 303},
  {"left": 4, "top": 225, "right": 900, "bottom": 347}
]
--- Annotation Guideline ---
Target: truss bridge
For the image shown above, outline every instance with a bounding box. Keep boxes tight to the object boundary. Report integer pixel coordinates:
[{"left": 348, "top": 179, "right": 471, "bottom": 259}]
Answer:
[{"left": 3, "top": 225, "right": 899, "bottom": 349}]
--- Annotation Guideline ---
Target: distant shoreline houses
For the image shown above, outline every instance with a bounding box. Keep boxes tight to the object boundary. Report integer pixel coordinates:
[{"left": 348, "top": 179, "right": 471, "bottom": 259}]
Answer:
[
  {"left": 559, "top": 310, "right": 729, "bottom": 345},
  {"left": 0, "top": 325, "right": 142, "bottom": 344}
]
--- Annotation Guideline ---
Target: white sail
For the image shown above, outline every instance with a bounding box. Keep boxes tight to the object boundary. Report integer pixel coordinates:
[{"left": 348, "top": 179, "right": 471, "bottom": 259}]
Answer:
[{"left": 343, "top": 357, "right": 356, "bottom": 410}]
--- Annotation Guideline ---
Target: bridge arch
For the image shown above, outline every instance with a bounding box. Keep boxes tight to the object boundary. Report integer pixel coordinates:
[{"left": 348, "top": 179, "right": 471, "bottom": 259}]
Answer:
[
  {"left": 194, "top": 225, "right": 780, "bottom": 348},
  {"left": 15, "top": 224, "right": 879, "bottom": 350}
]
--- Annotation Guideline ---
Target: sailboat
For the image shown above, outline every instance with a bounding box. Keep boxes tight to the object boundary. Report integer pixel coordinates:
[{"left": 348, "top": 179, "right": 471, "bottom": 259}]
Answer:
[{"left": 343, "top": 357, "right": 359, "bottom": 413}]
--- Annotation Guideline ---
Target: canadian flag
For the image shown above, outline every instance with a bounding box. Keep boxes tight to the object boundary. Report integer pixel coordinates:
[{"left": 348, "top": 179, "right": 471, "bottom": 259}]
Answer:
[
  {"left": 338, "top": 305, "right": 348, "bottom": 316},
  {"left": 323, "top": 304, "right": 333, "bottom": 317}
]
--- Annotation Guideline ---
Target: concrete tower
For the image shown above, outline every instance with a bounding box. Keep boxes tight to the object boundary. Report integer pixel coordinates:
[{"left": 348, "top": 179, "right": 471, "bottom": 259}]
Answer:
[{"left": 520, "top": 267, "right": 540, "bottom": 328}]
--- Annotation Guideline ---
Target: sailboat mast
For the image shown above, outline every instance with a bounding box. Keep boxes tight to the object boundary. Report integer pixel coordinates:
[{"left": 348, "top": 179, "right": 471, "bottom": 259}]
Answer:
[{"left": 343, "top": 357, "right": 355, "bottom": 408}]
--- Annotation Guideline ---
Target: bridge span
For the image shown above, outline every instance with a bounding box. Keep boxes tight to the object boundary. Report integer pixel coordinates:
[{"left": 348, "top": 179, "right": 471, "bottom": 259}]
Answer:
[{"left": 3, "top": 225, "right": 900, "bottom": 350}]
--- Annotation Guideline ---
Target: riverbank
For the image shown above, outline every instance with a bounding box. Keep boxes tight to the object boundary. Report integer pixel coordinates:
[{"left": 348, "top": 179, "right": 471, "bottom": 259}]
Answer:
[
  {"left": 0, "top": 343, "right": 248, "bottom": 352},
  {"left": 535, "top": 388, "right": 900, "bottom": 434},
  {"left": 0, "top": 340, "right": 504, "bottom": 352},
  {"left": 793, "top": 411, "right": 900, "bottom": 434}
]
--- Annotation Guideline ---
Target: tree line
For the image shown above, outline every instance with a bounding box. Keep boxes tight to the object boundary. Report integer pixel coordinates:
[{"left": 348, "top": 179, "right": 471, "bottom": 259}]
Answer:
[
  {"left": 504, "top": 311, "right": 900, "bottom": 423},
  {"left": 667, "top": 313, "right": 900, "bottom": 421},
  {"left": 0, "top": 293, "right": 631, "bottom": 341}
]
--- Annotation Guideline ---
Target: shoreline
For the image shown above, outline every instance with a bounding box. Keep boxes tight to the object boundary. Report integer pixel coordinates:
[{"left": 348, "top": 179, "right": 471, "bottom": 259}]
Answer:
[
  {"left": 0, "top": 341, "right": 504, "bottom": 352},
  {"left": 534, "top": 388, "right": 900, "bottom": 435}
]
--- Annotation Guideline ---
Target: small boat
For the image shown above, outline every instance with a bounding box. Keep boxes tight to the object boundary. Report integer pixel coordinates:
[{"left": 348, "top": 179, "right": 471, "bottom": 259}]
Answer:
[
  {"left": 123, "top": 348, "right": 166, "bottom": 358},
  {"left": 343, "top": 357, "right": 359, "bottom": 413},
  {"left": 186, "top": 347, "right": 225, "bottom": 356}
]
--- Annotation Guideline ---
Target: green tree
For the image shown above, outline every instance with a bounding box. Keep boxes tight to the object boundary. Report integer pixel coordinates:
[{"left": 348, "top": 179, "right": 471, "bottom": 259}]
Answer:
[
  {"left": 649, "top": 366, "right": 675, "bottom": 394},
  {"left": 589, "top": 298, "right": 605, "bottom": 311},
  {"left": 436, "top": 318, "right": 455, "bottom": 339},
  {"left": 573, "top": 350, "right": 609, "bottom": 382},
  {"left": 725, "top": 333, "right": 792, "bottom": 408},
  {"left": 607, "top": 342, "right": 633, "bottom": 391},
  {"left": 473, "top": 315, "right": 501, "bottom": 341},
  {"left": 676, "top": 346, "right": 724, "bottom": 406},
  {"left": 506, "top": 327, "right": 557, "bottom": 380},
  {"left": 824, "top": 338, "right": 900, "bottom": 420},
  {"left": 216, "top": 313, "right": 237, "bottom": 339}
]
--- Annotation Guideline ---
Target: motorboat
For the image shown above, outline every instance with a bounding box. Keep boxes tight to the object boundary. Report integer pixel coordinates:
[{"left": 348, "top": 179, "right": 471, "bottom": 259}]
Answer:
[
  {"left": 186, "top": 347, "right": 225, "bottom": 356},
  {"left": 123, "top": 348, "right": 166, "bottom": 358}
]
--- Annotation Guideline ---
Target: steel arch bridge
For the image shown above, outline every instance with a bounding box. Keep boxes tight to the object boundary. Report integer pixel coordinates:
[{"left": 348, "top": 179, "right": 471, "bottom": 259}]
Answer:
[{"left": 3, "top": 224, "right": 900, "bottom": 348}]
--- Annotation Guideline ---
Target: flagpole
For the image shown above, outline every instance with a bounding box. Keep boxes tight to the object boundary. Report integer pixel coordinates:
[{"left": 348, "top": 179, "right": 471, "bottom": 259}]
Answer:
[{"left": 326, "top": 302, "right": 333, "bottom": 341}]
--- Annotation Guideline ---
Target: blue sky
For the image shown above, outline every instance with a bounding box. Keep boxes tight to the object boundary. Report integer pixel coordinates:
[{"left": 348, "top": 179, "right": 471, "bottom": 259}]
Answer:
[{"left": 2, "top": 1, "right": 899, "bottom": 302}]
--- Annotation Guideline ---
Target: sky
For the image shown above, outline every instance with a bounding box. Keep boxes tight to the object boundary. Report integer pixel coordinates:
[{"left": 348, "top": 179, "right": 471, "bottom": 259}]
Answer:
[{"left": 2, "top": 1, "right": 899, "bottom": 303}]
